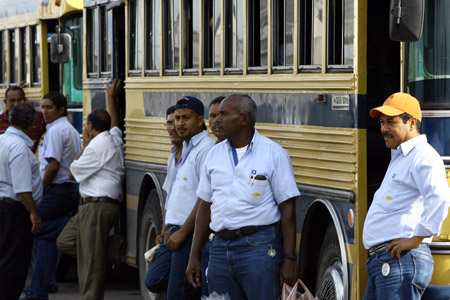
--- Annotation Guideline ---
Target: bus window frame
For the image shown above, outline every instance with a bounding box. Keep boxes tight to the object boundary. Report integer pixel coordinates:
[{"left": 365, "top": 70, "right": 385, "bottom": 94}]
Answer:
[
  {"left": 87, "top": 5, "right": 113, "bottom": 78},
  {"left": 128, "top": 0, "right": 143, "bottom": 76},
  {"left": 30, "top": 25, "right": 41, "bottom": 87},
  {"left": 0, "top": 30, "right": 7, "bottom": 87},
  {"left": 20, "top": 27, "right": 30, "bottom": 87},
  {"left": 247, "top": 0, "right": 269, "bottom": 74},
  {"left": 9, "top": 28, "right": 19, "bottom": 84},
  {"left": 145, "top": 0, "right": 161, "bottom": 75},
  {"left": 272, "top": 0, "right": 295, "bottom": 71}
]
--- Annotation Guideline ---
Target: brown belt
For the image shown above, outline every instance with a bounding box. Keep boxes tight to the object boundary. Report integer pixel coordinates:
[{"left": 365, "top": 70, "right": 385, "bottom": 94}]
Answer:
[
  {"left": 0, "top": 197, "right": 21, "bottom": 205},
  {"left": 84, "top": 197, "right": 120, "bottom": 206}
]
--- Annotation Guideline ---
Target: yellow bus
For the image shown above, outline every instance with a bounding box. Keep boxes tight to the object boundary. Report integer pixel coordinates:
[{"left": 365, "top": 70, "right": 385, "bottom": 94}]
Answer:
[
  {"left": 0, "top": 0, "right": 83, "bottom": 131},
  {"left": 82, "top": 0, "right": 450, "bottom": 299}
]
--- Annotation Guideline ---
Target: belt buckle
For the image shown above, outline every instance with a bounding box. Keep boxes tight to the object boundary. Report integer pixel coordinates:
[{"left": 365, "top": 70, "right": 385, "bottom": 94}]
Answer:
[{"left": 219, "top": 230, "right": 238, "bottom": 241}]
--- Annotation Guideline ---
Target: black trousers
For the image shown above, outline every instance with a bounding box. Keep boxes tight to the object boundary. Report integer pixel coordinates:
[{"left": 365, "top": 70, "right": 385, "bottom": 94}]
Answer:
[{"left": 0, "top": 201, "right": 33, "bottom": 300}]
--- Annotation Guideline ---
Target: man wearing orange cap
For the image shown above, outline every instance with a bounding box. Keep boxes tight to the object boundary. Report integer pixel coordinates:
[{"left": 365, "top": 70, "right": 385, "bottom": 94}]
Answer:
[{"left": 362, "top": 93, "right": 450, "bottom": 300}]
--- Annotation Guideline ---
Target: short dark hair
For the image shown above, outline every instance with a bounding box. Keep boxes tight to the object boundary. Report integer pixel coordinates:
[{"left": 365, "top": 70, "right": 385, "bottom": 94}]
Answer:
[
  {"left": 399, "top": 112, "right": 421, "bottom": 133},
  {"left": 209, "top": 96, "right": 226, "bottom": 108},
  {"left": 9, "top": 103, "right": 37, "bottom": 129},
  {"left": 87, "top": 109, "right": 111, "bottom": 132},
  {"left": 43, "top": 92, "right": 68, "bottom": 116},
  {"left": 5, "top": 86, "right": 25, "bottom": 100},
  {"left": 166, "top": 105, "right": 176, "bottom": 117}
]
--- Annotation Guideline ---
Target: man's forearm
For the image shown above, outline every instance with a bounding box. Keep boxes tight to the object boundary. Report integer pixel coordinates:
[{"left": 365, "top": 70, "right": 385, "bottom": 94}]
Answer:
[
  {"left": 190, "top": 200, "right": 212, "bottom": 259},
  {"left": 17, "top": 192, "right": 38, "bottom": 214},
  {"left": 279, "top": 198, "right": 297, "bottom": 255},
  {"left": 42, "top": 159, "right": 60, "bottom": 189}
]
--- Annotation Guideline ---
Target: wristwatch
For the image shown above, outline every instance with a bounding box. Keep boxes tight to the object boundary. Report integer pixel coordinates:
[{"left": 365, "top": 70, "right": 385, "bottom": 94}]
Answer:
[{"left": 284, "top": 253, "right": 297, "bottom": 260}]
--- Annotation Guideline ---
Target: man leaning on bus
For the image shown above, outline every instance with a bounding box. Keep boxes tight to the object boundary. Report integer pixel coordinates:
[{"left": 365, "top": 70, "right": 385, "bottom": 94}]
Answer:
[{"left": 362, "top": 92, "right": 450, "bottom": 300}]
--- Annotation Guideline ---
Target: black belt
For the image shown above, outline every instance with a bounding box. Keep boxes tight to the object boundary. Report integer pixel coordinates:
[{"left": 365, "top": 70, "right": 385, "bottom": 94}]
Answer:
[
  {"left": 368, "top": 242, "right": 428, "bottom": 257},
  {"left": 84, "top": 197, "right": 120, "bottom": 206},
  {"left": 0, "top": 197, "right": 21, "bottom": 205},
  {"left": 217, "top": 222, "right": 278, "bottom": 241}
]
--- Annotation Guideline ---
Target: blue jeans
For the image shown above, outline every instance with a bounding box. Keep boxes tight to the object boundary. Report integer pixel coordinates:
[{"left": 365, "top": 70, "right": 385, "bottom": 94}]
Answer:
[
  {"left": 201, "top": 239, "right": 212, "bottom": 297},
  {"left": 363, "top": 244, "right": 433, "bottom": 300},
  {"left": 27, "top": 184, "right": 79, "bottom": 300},
  {"left": 144, "top": 228, "right": 201, "bottom": 300},
  {"left": 207, "top": 226, "right": 283, "bottom": 300}
]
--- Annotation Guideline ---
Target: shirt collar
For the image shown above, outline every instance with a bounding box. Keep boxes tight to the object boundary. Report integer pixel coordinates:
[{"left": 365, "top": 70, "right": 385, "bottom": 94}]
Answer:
[
  {"left": 398, "top": 134, "right": 427, "bottom": 156},
  {"left": 180, "top": 130, "right": 210, "bottom": 161},
  {"left": 46, "top": 116, "right": 67, "bottom": 130},
  {"left": 6, "top": 126, "right": 34, "bottom": 147}
]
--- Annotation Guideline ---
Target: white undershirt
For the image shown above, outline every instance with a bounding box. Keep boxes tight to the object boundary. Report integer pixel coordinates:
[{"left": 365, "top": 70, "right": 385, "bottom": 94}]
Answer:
[{"left": 235, "top": 145, "right": 248, "bottom": 161}]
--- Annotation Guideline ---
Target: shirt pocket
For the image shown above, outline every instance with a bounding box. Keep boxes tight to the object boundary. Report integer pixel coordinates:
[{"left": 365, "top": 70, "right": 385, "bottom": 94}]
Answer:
[{"left": 247, "top": 177, "right": 270, "bottom": 205}]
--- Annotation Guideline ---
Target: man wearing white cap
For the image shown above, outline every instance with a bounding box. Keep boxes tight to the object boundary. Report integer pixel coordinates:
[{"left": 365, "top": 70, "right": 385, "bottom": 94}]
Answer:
[{"left": 362, "top": 92, "right": 450, "bottom": 300}]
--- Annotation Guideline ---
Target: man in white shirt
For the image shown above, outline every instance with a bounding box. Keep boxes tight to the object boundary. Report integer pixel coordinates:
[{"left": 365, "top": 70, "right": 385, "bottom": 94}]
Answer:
[
  {"left": 0, "top": 103, "right": 42, "bottom": 300},
  {"left": 362, "top": 92, "right": 450, "bottom": 300},
  {"left": 187, "top": 94, "right": 300, "bottom": 300},
  {"left": 146, "top": 96, "right": 215, "bottom": 300},
  {"left": 57, "top": 79, "right": 125, "bottom": 300},
  {"left": 25, "top": 92, "right": 81, "bottom": 300},
  {"left": 144, "top": 105, "right": 183, "bottom": 293}
]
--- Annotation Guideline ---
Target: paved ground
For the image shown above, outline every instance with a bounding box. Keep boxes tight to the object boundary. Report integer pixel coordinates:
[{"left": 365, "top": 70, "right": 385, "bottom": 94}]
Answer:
[{"left": 21, "top": 262, "right": 143, "bottom": 300}]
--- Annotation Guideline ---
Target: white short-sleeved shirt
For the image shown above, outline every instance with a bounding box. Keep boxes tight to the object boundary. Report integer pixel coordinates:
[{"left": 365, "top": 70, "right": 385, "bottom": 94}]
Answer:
[
  {"left": 164, "top": 130, "right": 215, "bottom": 226},
  {"left": 70, "top": 127, "right": 124, "bottom": 200},
  {"left": 196, "top": 130, "right": 301, "bottom": 232},
  {"left": 39, "top": 116, "right": 81, "bottom": 183},
  {"left": 0, "top": 126, "right": 43, "bottom": 205},
  {"left": 363, "top": 135, "right": 450, "bottom": 249},
  {"left": 162, "top": 146, "right": 180, "bottom": 198}
]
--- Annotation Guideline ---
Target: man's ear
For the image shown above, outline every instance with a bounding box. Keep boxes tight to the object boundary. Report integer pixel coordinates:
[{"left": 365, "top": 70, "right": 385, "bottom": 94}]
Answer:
[
  {"left": 409, "top": 118, "right": 418, "bottom": 131},
  {"left": 241, "top": 113, "right": 250, "bottom": 126}
]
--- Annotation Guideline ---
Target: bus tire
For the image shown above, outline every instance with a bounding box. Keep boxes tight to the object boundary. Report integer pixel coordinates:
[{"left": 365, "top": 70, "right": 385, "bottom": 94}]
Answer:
[
  {"left": 315, "top": 223, "right": 344, "bottom": 300},
  {"left": 138, "top": 189, "right": 165, "bottom": 300}
]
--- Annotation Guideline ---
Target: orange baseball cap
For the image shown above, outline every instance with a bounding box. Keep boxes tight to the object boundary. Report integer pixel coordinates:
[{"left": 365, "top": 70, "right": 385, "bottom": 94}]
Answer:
[{"left": 369, "top": 92, "right": 422, "bottom": 121}]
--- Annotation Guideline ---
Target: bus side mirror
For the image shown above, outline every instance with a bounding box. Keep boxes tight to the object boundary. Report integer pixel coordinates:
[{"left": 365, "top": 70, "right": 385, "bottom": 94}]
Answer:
[
  {"left": 50, "top": 33, "right": 71, "bottom": 64},
  {"left": 389, "top": 0, "right": 424, "bottom": 42}
]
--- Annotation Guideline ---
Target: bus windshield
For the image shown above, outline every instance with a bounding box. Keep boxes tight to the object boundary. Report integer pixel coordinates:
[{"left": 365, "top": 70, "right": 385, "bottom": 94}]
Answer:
[{"left": 408, "top": 0, "right": 450, "bottom": 106}]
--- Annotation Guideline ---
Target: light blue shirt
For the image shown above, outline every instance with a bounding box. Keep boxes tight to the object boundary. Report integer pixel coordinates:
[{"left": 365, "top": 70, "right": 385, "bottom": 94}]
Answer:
[
  {"left": 197, "top": 130, "right": 301, "bottom": 232},
  {"left": 39, "top": 116, "right": 81, "bottom": 184},
  {"left": 363, "top": 135, "right": 450, "bottom": 249},
  {"left": 0, "top": 127, "right": 43, "bottom": 205},
  {"left": 164, "top": 130, "right": 215, "bottom": 226},
  {"left": 162, "top": 146, "right": 180, "bottom": 198}
]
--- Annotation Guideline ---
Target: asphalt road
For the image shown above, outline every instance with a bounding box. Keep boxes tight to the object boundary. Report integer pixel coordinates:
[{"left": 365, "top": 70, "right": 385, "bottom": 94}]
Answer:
[{"left": 21, "top": 263, "right": 143, "bottom": 300}]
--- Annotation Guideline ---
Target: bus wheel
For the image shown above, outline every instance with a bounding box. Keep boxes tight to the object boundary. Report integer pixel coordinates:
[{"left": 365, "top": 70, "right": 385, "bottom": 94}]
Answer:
[
  {"left": 138, "top": 189, "right": 165, "bottom": 300},
  {"left": 316, "top": 223, "right": 344, "bottom": 300}
]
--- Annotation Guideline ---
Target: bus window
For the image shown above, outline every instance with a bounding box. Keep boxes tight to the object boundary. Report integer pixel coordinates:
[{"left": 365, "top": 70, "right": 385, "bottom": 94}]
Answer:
[
  {"left": 87, "top": 7, "right": 100, "bottom": 76},
  {"left": 273, "top": 0, "right": 295, "bottom": 69},
  {"left": 327, "top": 0, "right": 353, "bottom": 70},
  {"left": 31, "top": 25, "right": 41, "bottom": 87},
  {"left": 203, "top": 0, "right": 221, "bottom": 72},
  {"left": 20, "top": 27, "right": 30, "bottom": 86},
  {"left": 145, "top": 0, "right": 161, "bottom": 74},
  {"left": 100, "top": 7, "right": 113, "bottom": 75},
  {"left": 129, "top": 0, "right": 143, "bottom": 75},
  {"left": 0, "top": 31, "right": 6, "bottom": 85},
  {"left": 408, "top": 0, "right": 450, "bottom": 104},
  {"left": 163, "top": 0, "right": 180, "bottom": 75},
  {"left": 224, "top": 0, "right": 244, "bottom": 73},
  {"left": 299, "top": 0, "right": 322, "bottom": 70},
  {"left": 9, "top": 29, "right": 19, "bottom": 84},
  {"left": 182, "top": 0, "right": 200, "bottom": 74},
  {"left": 248, "top": 0, "right": 268, "bottom": 72},
  {"left": 62, "top": 16, "right": 83, "bottom": 106}
]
